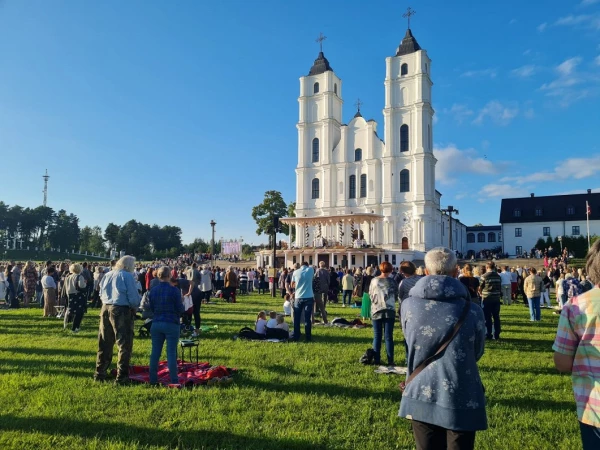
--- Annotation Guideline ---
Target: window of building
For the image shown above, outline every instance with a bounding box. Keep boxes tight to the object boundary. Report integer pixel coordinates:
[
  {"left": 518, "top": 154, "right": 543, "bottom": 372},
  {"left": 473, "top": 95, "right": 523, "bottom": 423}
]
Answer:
[
  {"left": 543, "top": 227, "right": 550, "bottom": 237},
  {"left": 401, "top": 63, "right": 408, "bottom": 76},
  {"left": 292, "top": 256, "right": 296, "bottom": 264},
  {"left": 535, "top": 207, "right": 543, "bottom": 217},
  {"left": 351, "top": 255, "right": 355, "bottom": 265},
  {"left": 467, "top": 233, "right": 475, "bottom": 243},
  {"left": 498, "top": 231, "right": 502, "bottom": 241},
  {"left": 392, "top": 255, "right": 396, "bottom": 265},
  {"left": 313, "top": 82, "right": 319, "bottom": 94},
  {"left": 515, "top": 228, "right": 522, "bottom": 237},
  {"left": 349, "top": 175, "right": 356, "bottom": 199},
  {"left": 311, "top": 178, "right": 319, "bottom": 199},
  {"left": 333, "top": 255, "right": 338, "bottom": 265},
  {"left": 513, "top": 208, "right": 521, "bottom": 217},
  {"left": 400, "top": 124, "right": 409, "bottom": 152},
  {"left": 355, "top": 148, "right": 362, "bottom": 161},
  {"left": 477, "top": 232, "right": 485, "bottom": 243},
  {"left": 334, "top": 83, "right": 337, "bottom": 95},
  {"left": 572, "top": 226, "right": 580, "bottom": 236},
  {"left": 360, "top": 174, "right": 367, "bottom": 198},
  {"left": 309, "top": 256, "right": 313, "bottom": 265},
  {"left": 385, "top": 254, "right": 389, "bottom": 262},
  {"left": 516, "top": 246, "right": 522, "bottom": 255},
  {"left": 312, "top": 138, "right": 319, "bottom": 162},
  {"left": 488, "top": 232, "right": 496, "bottom": 243},
  {"left": 567, "top": 205, "right": 575, "bottom": 215},
  {"left": 400, "top": 169, "right": 410, "bottom": 192}
]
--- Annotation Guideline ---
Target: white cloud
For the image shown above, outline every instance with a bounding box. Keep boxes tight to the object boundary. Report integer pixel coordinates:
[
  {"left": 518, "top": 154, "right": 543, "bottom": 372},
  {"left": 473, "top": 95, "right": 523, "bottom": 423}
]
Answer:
[
  {"left": 509, "top": 18, "right": 518, "bottom": 25},
  {"left": 539, "top": 56, "right": 597, "bottom": 106},
  {"left": 434, "top": 145, "right": 510, "bottom": 185},
  {"left": 537, "top": 22, "right": 548, "bottom": 32},
  {"left": 480, "top": 183, "right": 527, "bottom": 199},
  {"left": 473, "top": 101, "right": 519, "bottom": 126},
  {"left": 501, "top": 155, "right": 600, "bottom": 185},
  {"left": 554, "top": 13, "right": 600, "bottom": 30},
  {"left": 511, "top": 65, "right": 537, "bottom": 78},
  {"left": 523, "top": 108, "right": 535, "bottom": 118},
  {"left": 443, "top": 104, "right": 474, "bottom": 124},
  {"left": 460, "top": 68, "right": 497, "bottom": 79},
  {"left": 595, "top": 55, "right": 600, "bottom": 66},
  {"left": 580, "top": 0, "right": 600, "bottom": 6},
  {"left": 523, "top": 49, "right": 532, "bottom": 56}
]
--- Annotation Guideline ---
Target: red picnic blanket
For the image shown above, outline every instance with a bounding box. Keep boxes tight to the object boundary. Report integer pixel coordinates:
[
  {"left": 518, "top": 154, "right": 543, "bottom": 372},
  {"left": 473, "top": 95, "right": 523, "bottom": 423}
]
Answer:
[{"left": 111, "top": 361, "right": 236, "bottom": 387}]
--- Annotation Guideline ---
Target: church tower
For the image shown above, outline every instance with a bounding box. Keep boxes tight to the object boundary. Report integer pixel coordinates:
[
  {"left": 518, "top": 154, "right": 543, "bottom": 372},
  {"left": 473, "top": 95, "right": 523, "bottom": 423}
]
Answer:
[
  {"left": 296, "top": 37, "right": 343, "bottom": 215},
  {"left": 382, "top": 26, "right": 437, "bottom": 251}
]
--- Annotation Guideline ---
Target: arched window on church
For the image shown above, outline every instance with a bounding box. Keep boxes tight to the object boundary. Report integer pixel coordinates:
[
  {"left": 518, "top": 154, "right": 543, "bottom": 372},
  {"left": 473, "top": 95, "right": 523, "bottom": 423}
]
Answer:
[
  {"left": 313, "top": 82, "right": 319, "bottom": 94},
  {"left": 311, "top": 178, "right": 319, "bottom": 199},
  {"left": 360, "top": 174, "right": 367, "bottom": 198},
  {"left": 349, "top": 175, "right": 356, "bottom": 199},
  {"left": 488, "top": 232, "right": 496, "bottom": 243},
  {"left": 477, "top": 233, "right": 486, "bottom": 243},
  {"left": 334, "top": 83, "right": 338, "bottom": 95},
  {"left": 355, "top": 148, "right": 362, "bottom": 161},
  {"left": 400, "top": 169, "right": 410, "bottom": 192},
  {"left": 400, "top": 124, "right": 409, "bottom": 152},
  {"left": 312, "top": 138, "right": 319, "bottom": 162},
  {"left": 401, "top": 63, "right": 408, "bottom": 76},
  {"left": 467, "top": 233, "right": 475, "bottom": 243}
]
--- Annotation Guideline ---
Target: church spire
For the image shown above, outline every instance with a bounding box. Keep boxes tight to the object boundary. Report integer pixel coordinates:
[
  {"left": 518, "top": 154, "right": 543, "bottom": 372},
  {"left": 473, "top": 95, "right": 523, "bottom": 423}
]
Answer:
[
  {"left": 308, "top": 32, "right": 334, "bottom": 76},
  {"left": 396, "top": 7, "right": 422, "bottom": 56}
]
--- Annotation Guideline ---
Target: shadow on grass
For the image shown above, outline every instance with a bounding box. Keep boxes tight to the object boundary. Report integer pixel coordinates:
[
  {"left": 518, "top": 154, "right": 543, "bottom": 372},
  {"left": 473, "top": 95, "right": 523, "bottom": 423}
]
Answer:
[
  {"left": 485, "top": 338, "right": 554, "bottom": 353},
  {"left": 491, "top": 398, "right": 575, "bottom": 412},
  {"left": 0, "top": 414, "right": 327, "bottom": 450}
]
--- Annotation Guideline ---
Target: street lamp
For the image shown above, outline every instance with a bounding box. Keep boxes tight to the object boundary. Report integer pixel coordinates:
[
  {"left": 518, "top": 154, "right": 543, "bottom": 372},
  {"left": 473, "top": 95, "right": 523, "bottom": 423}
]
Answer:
[
  {"left": 210, "top": 220, "right": 216, "bottom": 267},
  {"left": 441, "top": 206, "right": 459, "bottom": 251}
]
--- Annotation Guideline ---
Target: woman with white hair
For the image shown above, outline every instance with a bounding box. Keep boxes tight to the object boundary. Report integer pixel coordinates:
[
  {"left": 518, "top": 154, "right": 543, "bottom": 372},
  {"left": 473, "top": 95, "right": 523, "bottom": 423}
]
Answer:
[{"left": 62, "top": 263, "right": 88, "bottom": 333}]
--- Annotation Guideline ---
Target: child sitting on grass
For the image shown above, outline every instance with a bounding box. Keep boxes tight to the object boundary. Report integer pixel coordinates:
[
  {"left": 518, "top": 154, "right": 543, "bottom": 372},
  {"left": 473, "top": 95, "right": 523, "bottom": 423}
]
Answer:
[
  {"left": 283, "top": 295, "right": 292, "bottom": 316},
  {"left": 255, "top": 311, "right": 268, "bottom": 335},
  {"left": 266, "top": 310, "right": 278, "bottom": 328},
  {"left": 275, "top": 315, "right": 289, "bottom": 333}
]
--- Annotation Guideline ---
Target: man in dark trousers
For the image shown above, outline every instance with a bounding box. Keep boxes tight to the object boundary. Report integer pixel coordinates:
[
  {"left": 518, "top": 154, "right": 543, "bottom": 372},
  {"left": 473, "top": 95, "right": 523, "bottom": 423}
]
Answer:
[{"left": 479, "top": 261, "right": 502, "bottom": 340}]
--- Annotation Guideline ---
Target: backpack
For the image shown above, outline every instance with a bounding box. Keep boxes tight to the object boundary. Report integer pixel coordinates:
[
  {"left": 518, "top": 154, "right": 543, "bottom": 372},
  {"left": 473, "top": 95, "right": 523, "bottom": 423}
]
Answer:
[{"left": 359, "top": 348, "right": 375, "bottom": 365}]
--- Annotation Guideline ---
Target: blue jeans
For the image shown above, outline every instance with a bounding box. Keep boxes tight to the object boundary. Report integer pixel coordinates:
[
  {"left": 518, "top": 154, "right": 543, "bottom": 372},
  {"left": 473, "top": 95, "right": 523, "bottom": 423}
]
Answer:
[
  {"left": 342, "top": 290, "right": 352, "bottom": 305},
  {"left": 150, "top": 321, "right": 180, "bottom": 384},
  {"left": 528, "top": 296, "right": 541, "bottom": 321},
  {"left": 580, "top": 421, "right": 600, "bottom": 450},
  {"left": 372, "top": 316, "right": 395, "bottom": 365},
  {"left": 293, "top": 297, "right": 314, "bottom": 342}
]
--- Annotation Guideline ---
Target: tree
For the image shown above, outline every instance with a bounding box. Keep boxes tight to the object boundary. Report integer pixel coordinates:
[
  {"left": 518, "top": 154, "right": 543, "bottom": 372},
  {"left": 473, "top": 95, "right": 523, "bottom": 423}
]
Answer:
[
  {"left": 286, "top": 201, "right": 296, "bottom": 242},
  {"left": 251, "top": 191, "right": 288, "bottom": 247},
  {"left": 104, "top": 223, "right": 120, "bottom": 249}
]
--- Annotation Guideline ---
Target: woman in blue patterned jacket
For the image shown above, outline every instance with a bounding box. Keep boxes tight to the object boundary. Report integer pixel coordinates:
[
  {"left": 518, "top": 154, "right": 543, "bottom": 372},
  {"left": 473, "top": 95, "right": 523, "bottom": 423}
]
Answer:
[{"left": 400, "top": 247, "right": 487, "bottom": 450}]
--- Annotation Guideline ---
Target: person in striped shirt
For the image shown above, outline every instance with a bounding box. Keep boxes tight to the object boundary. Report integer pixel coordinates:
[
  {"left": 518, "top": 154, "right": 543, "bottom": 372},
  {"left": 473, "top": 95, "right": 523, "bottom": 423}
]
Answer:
[{"left": 553, "top": 239, "right": 600, "bottom": 450}]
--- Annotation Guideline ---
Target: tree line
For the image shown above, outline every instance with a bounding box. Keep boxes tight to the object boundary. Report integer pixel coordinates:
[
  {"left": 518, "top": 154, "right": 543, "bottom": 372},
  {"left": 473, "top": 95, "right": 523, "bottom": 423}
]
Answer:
[{"left": 0, "top": 201, "right": 218, "bottom": 259}]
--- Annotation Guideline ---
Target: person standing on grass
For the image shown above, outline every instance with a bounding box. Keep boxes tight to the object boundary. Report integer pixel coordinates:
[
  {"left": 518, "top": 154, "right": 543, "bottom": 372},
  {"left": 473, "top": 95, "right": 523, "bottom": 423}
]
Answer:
[
  {"left": 62, "top": 264, "right": 88, "bottom": 333},
  {"left": 148, "top": 266, "right": 184, "bottom": 386},
  {"left": 314, "top": 261, "right": 330, "bottom": 323},
  {"left": 400, "top": 247, "right": 487, "bottom": 450},
  {"left": 198, "top": 264, "right": 213, "bottom": 304},
  {"left": 479, "top": 261, "right": 502, "bottom": 340},
  {"left": 291, "top": 261, "right": 315, "bottom": 342},
  {"left": 41, "top": 266, "right": 57, "bottom": 317},
  {"left": 342, "top": 269, "right": 354, "bottom": 307},
  {"left": 499, "top": 265, "right": 512, "bottom": 306},
  {"left": 22, "top": 261, "right": 38, "bottom": 307},
  {"left": 524, "top": 267, "right": 543, "bottom": 322},
  {"left": 94, "top": 255, "right": 141, "bottom": 385},
  {"left": 368, "top": 261, "right": 397, "bottom": 366},
  {"left": 553, "top": 239, "right": 600, "bottom": 450}
]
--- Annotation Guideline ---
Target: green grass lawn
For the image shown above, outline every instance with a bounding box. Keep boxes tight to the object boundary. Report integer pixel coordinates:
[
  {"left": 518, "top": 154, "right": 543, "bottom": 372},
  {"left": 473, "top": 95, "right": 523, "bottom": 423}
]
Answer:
[{"left": 0, "top": 295, "right": 581, "bottom": 450}]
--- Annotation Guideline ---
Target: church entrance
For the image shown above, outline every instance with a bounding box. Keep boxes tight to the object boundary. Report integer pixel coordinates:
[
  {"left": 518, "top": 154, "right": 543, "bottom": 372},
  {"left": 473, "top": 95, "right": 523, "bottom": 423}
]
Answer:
[
  {"left": 317, "top": 254, "right": 329, "bottom": 267},
  {"left": 402, "top": 237, "right": 409, "bottom": 250}
]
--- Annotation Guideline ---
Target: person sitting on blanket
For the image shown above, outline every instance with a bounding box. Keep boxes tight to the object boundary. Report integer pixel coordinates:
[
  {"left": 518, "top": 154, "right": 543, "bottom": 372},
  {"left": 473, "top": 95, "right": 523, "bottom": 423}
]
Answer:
[
  {"left": 266, "top": 310, "right": 278, "bottom": 328},
  {"left": 275, "top": 315, "right": 289, "bottom": 333},
  {"left": 255, "top": 311, "right": 268, "bottom": 335}
]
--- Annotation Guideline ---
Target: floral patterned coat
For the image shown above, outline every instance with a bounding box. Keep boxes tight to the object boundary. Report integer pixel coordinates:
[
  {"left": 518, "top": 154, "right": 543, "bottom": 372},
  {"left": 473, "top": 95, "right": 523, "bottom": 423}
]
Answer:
[
  {"left": 399, "top": 275, "right": 487, "bottom": 431},
  {"left": 22, "top": 267, "right": 38, "bottom": 294}
]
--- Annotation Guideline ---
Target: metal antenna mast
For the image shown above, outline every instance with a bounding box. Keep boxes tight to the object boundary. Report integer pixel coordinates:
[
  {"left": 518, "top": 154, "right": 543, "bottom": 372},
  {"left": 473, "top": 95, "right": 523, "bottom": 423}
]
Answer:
[{"left": 42, "top": 169, "right": 50, "bottom": 206}]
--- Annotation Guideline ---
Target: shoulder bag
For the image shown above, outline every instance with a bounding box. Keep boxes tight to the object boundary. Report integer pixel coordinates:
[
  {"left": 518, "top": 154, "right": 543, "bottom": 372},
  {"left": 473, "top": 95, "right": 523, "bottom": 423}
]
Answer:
[{"left": 400, "top": 300, "right": 471, "bottom": 392}]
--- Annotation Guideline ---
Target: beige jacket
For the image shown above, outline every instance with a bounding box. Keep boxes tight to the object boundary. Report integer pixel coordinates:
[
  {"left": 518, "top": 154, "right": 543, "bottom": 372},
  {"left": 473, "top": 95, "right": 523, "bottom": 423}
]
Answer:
[{"left": 524, "top": 274, "right": 544, "bottom": 299}]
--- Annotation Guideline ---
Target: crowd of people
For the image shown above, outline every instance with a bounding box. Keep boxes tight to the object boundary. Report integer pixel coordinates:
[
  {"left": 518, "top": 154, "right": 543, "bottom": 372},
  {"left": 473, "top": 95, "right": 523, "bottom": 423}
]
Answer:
[{"left": 2, "top": 242, "right": 599, "bottom": 450}]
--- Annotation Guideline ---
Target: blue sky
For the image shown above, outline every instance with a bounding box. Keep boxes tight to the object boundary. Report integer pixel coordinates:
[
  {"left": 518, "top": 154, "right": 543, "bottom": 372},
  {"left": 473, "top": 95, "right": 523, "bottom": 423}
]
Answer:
[{"left": 1, "top": 0, "right": 599, "bottom": 244}]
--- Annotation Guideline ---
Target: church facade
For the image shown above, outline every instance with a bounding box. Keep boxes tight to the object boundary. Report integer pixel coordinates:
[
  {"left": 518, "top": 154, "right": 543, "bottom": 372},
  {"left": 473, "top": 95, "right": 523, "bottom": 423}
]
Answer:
[{"left": 258, "top": 28, "right": 466, "bottom": 269}]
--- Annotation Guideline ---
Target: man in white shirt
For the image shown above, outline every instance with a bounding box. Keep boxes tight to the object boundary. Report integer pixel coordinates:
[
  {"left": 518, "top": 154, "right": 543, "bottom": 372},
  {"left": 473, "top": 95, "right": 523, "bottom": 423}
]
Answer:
[{"left": 500, "top": 266, "right": 513, "bottom": 305}]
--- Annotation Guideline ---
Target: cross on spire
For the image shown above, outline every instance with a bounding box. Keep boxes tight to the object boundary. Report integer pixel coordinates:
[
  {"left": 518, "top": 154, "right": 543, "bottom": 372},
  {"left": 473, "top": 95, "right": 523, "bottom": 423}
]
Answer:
[
  {"left": 354, "top": 98, "right": 363, "bottom": 112},
  {"left": 403, "top": 6, "right": 416, "bottom": 29},
  {"left": 315, "top": 32, "right": 327, "bottom": 52}
]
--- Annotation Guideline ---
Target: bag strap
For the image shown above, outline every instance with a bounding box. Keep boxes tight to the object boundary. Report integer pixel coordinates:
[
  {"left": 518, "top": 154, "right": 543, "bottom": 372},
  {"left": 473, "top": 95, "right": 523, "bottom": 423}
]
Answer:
[{"left": 404, "top": 300, "right": 471, "bottom": 387}]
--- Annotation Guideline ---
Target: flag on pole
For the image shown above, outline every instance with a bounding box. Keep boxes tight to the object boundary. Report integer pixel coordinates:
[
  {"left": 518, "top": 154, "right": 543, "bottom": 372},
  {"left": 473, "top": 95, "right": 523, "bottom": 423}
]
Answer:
[{"left": 587, "top": 201, "right": 591, "bottom": 216}]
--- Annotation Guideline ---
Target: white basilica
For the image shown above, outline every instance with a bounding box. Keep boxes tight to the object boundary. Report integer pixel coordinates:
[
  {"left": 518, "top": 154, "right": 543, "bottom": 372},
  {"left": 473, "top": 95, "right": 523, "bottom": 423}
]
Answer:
[{"left": 259, "top": 28, "right": 466, "bottom": 269}]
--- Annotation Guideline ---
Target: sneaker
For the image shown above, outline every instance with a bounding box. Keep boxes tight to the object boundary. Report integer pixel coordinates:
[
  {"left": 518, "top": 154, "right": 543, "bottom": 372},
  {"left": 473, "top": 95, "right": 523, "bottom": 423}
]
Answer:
[
  {"left": 71, "top": 329, "right": 80, "bottom": 334},
  {"left": 342, "top": 304, "right": 346, "bottom": 308}
]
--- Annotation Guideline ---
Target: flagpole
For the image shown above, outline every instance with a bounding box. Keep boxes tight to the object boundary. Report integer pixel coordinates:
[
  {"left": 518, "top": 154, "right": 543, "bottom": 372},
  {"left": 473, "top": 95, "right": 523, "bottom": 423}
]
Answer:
[{"left": 586, "top": 200, "right": 591, "bottom": 251}]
